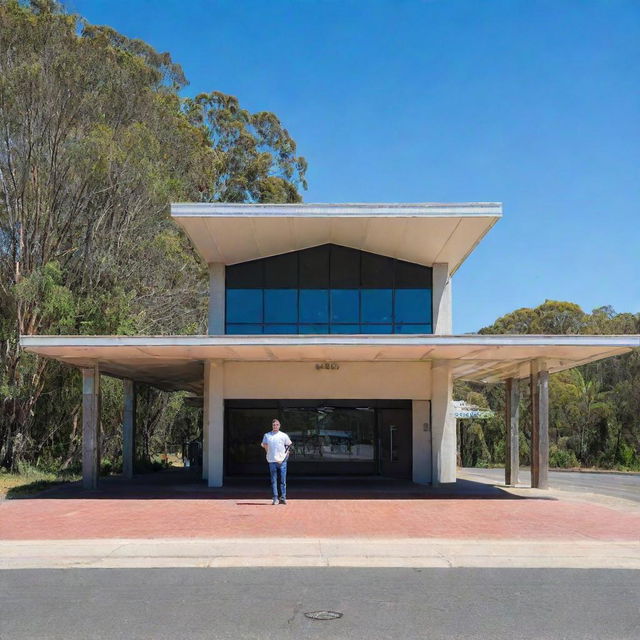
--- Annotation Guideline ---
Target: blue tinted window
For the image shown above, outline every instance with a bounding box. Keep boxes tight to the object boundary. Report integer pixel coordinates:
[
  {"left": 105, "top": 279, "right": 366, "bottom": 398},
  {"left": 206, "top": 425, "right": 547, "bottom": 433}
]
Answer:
[
  {"left": 264, "top": 289, "right": 297, "bottom": 323},
  {"left": 395, "top": 324, "right": 432, "bottom": 334},
  {"left": 299, "top": 289, "right": 329, "bottom": 323},
  {"left": 299, "top": 324, "right": 329, "bottom": 334},
  {"left": 225, "top": 246, "right": 433, "bottom": 335},
  {"left": 264, "top": 324, "right": 298, "bottom": 334},
  {"left": 361, "top": 289, "right": 392, "bottom": 323},
  {"left": 361, "top": 324, "right": 393, "bottom": 334},
  {"left": 226, "top": 289, "right": 263, "bottom": 323},
  {"left": 226, "top": 324, "right": 263, "bottom": 334},
  {"left": 394, "top": 289, "right": 431, "bottom": 323},
  {"left": 330, "top": 324, "right": 360, "bottom": 334},
  {"left": 330, "top": 289, "right": 359, "bottom": 323}
]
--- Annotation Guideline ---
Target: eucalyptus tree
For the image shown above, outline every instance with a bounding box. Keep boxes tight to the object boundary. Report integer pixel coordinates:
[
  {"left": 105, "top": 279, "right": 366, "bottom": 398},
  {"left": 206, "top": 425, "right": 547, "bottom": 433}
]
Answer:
[{"left": 0, "top": 0, "right": 307, "bottom": 469}]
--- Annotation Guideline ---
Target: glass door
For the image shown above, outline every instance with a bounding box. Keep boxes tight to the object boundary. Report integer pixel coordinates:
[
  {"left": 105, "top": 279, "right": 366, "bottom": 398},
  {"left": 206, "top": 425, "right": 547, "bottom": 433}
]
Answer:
[{"left": 378, "top": 408, "right": 412, "bottom": 478}]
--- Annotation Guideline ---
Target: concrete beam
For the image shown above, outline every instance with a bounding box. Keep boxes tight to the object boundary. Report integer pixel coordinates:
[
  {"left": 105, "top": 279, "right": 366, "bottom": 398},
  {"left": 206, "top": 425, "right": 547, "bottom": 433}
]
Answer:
[
  {"left": 432, "top": 263, "right": 452, "bottom": 335},
  {"left": 122, "top": 379, "right": 136, "bottom": 480},
  {"left": 82, "top": 365, "right": 100, "bottom": 490},
  {"left": 208, "top": 263, "right": 225, "bottom": 335},
  {"left": 431, "top": 361, "right": 456, "bottom": 484},
  {"left": 204, "top": 360, "right": 224, "bottom": 487},
  {"left": 504, "top": 378, "right": 520, "bottom": 486}
]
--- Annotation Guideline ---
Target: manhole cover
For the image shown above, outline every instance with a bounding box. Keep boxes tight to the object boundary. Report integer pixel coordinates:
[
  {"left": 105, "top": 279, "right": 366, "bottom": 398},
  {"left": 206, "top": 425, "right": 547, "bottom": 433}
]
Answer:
[{"left": 304, "top": 611, "right": 343, "bottom": 621}]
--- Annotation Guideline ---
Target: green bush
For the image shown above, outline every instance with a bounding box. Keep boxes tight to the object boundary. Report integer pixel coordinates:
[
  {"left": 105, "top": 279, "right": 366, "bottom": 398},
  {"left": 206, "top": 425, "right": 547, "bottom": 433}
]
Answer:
[{"left": 549, "top": 445, "right": 579, "bottom": 469}]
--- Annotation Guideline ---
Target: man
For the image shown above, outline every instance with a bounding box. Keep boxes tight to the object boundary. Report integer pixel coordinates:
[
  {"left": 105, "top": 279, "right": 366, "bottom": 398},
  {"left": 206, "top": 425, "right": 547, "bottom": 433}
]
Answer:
[{"left": 261, "top": 419, "right": 292, "bottom": 505}]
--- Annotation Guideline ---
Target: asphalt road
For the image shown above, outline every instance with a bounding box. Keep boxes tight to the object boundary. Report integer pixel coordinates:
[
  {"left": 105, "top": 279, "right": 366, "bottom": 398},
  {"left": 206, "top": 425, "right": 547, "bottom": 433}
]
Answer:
[
  {"left": 1, "top": 568, "right": 639, "bottom": 639},
  {"left": 462, "top": 467, "right": 640, "bottom": 503}
]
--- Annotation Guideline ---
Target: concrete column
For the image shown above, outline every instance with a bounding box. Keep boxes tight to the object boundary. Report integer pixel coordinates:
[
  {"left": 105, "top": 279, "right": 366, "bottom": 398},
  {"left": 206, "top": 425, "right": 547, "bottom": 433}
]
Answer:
[
  {"left": 530, "top": 360, "right": 539, "bottom": 487},
  {"left": 203, "top": 359, "right": 224, "bottom": 487},
  {"left": 536, "top": 366, "right": 549, "bottom": 489},
  {"left": 430, "top": 361, "right": 456, "bottom": 484},
  {"left": 504, "top": 378, "right": 520, "bottom": 486},
  {"left": 412, "top": 400, "right": 431, "bottom": 484},
  {"left": 208, "top": 263, "right": 226, "bottom": 335},
  {"left": 432, "top": 263, "right": 452, "bottom": 335},
  {"left": 530, "top": 360, "right": 550, "bottom": 489},
  {"left": 82, "top": 365, "right": 100, "bottom": 490},
  {"left": 122, "top": 379, "right": 136, "bottom": 480}
]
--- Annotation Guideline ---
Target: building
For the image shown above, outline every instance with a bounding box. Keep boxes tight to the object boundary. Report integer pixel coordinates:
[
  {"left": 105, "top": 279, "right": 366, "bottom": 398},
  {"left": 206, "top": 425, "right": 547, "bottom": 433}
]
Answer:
[{"left": 21, "top": 203, "right": 640, "bottom": 490}]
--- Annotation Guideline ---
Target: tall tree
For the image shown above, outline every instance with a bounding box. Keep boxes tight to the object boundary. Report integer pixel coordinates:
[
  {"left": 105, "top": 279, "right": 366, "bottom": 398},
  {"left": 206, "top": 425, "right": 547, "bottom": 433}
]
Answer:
[{"left": 0, "top": 0, "right": 307, "bottom": 470}]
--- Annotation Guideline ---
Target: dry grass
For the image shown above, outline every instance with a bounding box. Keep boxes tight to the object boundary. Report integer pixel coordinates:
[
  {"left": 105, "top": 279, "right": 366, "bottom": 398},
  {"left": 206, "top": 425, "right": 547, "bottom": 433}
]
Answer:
[{"left": 0, "top": 469, "right": 80, "bottom": 499}]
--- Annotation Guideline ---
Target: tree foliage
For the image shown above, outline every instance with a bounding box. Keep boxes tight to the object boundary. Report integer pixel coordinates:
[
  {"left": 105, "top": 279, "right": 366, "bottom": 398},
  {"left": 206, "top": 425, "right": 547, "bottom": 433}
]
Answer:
[
  {"left": 457, "top": 301, "right": 640, "bottom": 470},
  {"left": 0, "top": 0, "right": 306, "bottom": 470}
]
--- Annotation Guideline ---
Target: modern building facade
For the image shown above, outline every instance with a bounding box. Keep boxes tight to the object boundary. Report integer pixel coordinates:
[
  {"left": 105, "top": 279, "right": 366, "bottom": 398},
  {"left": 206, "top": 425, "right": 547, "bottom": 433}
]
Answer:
[{"left": 21, "top": 203, "right": 640, "bottom": 490}]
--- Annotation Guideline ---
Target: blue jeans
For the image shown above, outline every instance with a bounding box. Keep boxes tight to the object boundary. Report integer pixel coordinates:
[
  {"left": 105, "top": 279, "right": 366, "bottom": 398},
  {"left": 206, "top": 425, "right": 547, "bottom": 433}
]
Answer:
[{"left": 268, "top": 460, "right": 287, "bottom": 499}]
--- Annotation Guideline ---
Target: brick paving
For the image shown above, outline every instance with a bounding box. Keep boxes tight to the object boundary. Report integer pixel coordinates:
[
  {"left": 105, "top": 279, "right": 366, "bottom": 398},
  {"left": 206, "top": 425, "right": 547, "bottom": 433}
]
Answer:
[{"left": 1, "top": 473, "right": 639, "bottom": 542}]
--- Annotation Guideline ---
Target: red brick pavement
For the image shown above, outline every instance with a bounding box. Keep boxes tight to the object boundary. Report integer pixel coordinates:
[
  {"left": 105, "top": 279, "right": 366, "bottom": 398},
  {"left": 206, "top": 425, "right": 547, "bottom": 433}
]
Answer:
[{"left": 1, "top": 496, "right": 639, "bottom": 541}]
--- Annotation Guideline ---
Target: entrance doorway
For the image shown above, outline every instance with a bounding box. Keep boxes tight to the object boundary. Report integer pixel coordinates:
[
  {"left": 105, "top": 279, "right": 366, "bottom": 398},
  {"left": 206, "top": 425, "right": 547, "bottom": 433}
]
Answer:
[
  {"left": 225, "top": 400, "right": 412, "bottom": 478},
  {"left": 378, "top": 408, "right": 413, "bottom": 478}
]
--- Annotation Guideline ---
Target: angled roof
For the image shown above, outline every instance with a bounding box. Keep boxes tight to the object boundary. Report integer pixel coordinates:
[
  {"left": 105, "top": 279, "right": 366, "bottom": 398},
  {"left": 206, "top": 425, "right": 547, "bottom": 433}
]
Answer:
[
  {"left": 21, "top": 334, "right": 639, "bottom": 393},
  {"left": 171, "top": 202, "right": 502, "bottom": 273}
]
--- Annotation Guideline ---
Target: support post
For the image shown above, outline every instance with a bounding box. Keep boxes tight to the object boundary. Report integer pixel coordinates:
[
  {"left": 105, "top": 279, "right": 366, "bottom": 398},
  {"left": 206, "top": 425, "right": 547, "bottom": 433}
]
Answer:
[
  {"left": 530, "top": 360, "right": 539, "bottom": 487},
  {"left": 530, "top": 361, "right": 549, "bottom": 489},
  {"left": 504, "top": 378, "right": 520, "bottom": 486},
  {"left": 430, "top": 361, "right": 456, "bottom": 485},
  {"left": 208, "top": 263, "right": 226, "bottom": 335},
  {"left": 203, "top": 360, "right": 224, "bottom": 487},
  {"left": 82, "top": 365, "right": 100, "bottom": 490},
  {"left": 537, "top": 368, "right": 549, "bottom": 489},
  {"left": 122, "top": 379, "right": 136, "bottom": 480}
]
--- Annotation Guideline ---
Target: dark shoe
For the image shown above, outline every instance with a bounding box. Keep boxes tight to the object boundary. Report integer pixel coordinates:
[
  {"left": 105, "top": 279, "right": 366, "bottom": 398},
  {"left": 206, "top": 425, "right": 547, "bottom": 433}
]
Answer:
[
  {"left": 272, "top": 497, "right": 279, "bottom": 505},
  {"left": 279, "top": 498, "right": 287, "bottom": 505}
]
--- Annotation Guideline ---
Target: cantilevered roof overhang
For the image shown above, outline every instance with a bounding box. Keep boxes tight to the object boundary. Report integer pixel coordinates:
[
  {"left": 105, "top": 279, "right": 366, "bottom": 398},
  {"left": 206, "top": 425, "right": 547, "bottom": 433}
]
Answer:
[
  {"left": 171, "top": 202, "right": 502, "bottom": 273},
  {"left": 21, "top": 334, "right": 639, "bottom": 394}
]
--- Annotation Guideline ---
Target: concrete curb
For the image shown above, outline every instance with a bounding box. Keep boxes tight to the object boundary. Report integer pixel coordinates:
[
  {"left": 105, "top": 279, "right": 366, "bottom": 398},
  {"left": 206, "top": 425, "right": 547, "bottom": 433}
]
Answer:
[{"left": 2, "top": 538, "right": 640, "bottom": 570}]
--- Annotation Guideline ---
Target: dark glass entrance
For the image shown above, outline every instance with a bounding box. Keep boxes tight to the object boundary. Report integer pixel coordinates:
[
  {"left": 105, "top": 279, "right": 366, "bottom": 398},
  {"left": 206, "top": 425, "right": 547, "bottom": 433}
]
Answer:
[{"left": 225, "top": 400, "right": 412, "bottom": 477}]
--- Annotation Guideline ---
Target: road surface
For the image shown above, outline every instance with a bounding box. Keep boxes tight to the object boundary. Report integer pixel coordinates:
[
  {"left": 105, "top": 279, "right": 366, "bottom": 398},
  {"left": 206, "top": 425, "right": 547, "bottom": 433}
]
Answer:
[
  {"left": 1, "top": 567, "right": 639, "bottom": 639},
  {"left": 462, "top": 467, "right": 640, "bottom": 503}
]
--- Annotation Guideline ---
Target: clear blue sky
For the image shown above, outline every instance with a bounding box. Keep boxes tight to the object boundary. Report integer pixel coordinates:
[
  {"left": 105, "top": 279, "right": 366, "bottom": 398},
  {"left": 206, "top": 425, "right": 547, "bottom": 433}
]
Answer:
[{"left": 69, "top": 0, "right": 640, "bottom": 333}]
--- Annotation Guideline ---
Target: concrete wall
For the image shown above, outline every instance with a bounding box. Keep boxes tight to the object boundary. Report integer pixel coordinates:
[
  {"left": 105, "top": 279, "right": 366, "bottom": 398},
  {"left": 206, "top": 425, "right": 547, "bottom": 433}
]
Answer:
[
  {"left": 412, "top": 400, "right": 431, "bottom": 484},
  {"left": 202, "top": 359, "right": 456, "bottom": 485},
  {"left": 208, "top": 263, "right": 225, "bottom": 335},
  {"left": 223, "top": 361, "right": 432, "bottom": 399},
  {"left": 430, "top": 360, "right": 456, "bottom": 483},
  {"left": 432, "top": 263, "right": 452, "bottom": 335}
]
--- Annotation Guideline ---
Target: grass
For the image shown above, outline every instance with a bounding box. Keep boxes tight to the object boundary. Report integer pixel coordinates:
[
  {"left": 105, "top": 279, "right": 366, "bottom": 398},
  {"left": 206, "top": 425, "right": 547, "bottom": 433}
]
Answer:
[{"left": 0, "top": 468, "right": 80, "bottom": 499}]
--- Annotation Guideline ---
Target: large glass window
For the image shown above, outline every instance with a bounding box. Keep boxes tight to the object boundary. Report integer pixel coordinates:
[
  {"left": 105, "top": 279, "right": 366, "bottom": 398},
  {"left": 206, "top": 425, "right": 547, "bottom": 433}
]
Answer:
[{"left": 225, "top": 244, "right": 432, "bottom": 334}]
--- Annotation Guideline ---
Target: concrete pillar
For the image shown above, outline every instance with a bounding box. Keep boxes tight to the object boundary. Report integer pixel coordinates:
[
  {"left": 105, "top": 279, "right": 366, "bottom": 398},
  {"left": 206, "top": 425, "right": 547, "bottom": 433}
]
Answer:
[
  {"left": 504, "top": 378, "right": 520, "bottom": 486},
  {"left": 530, "top": 360, "right": 539, "bottom": 487},
  {"left": 432, "top": 263, "right": 452, "bottom": 335},
  {"left": 82, "top": 365, "right": 100, "bottom": 490},
  {"left": 208, "top": 263, "right": 225, "bottom": 335},
  {"left": 430, "top": 361, "right": 456, "bottom": 484},
  {"left": 530, "top": 360, "right": 550, "bottom": 489},
  {"left": 122, "top": 379, "right": 136, "bottom": 480},
  {"left": 412, "top": 400, "right": 431, "bottom": 484},
  {"left": 203, "top": 359, "right": 224, "bottom": 487}
]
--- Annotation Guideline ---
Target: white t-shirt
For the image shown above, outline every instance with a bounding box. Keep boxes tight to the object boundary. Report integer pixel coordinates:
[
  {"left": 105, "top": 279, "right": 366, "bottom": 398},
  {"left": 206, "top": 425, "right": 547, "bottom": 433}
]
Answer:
[{"left": 262, "top": 430, "right": 292, "bottom": 463}]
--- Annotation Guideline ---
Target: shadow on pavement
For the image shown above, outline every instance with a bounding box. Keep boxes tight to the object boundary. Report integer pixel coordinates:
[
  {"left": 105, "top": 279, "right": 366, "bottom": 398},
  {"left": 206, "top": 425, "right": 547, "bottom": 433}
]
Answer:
[{"left": 11, "top": 467, "right": 557, "bottom": 501}]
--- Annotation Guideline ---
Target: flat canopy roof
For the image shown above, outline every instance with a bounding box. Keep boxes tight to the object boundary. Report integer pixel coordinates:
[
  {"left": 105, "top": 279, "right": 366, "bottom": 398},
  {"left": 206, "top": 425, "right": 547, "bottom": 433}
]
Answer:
[
  {"left": 171, "top": 202, "right": 502, "bottom": 273},
  {"left": 21, "top": 334, "right": 639, "bottom": 394}
]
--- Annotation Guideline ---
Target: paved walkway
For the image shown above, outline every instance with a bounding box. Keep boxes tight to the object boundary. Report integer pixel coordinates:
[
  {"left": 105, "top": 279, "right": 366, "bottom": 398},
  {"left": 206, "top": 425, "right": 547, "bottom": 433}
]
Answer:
[{"left": 2, "top": 471, "right": 639, "bottom": 569}]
